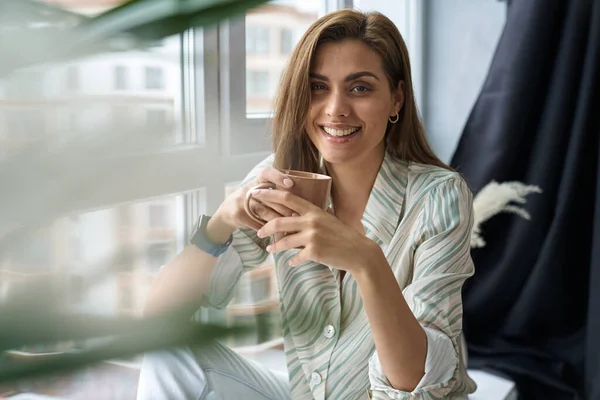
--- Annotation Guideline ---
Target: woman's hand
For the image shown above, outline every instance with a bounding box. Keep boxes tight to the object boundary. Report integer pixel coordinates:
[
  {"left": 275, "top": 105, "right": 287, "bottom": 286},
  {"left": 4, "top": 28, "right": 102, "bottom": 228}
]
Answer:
[
  {"left": 252, "top": 189, "right": 379, "bottom": 272},
  {"left": 212, "top": 167, "right": 297, "bottom": 233}
]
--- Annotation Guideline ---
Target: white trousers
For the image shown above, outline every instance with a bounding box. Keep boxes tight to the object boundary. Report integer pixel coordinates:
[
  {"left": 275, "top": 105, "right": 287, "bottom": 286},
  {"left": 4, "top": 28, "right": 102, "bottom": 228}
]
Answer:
[{"left": 136, "top": 341, "right": 291, "bottom": 400}]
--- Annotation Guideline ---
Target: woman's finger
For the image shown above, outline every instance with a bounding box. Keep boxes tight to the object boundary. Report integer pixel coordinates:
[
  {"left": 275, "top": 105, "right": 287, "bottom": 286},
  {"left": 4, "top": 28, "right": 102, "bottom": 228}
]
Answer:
[
  {"left": 259, "top": 198, "right": 296, "bottom": 217},
  {"left": 251, "top": 188, "right": 315, "bottom": 215},
  {"left": 258, "top": 215, "right": 304, "bottom": 239},
  {"left": 249, "top": 198, "right": 282, "bottom": 223},
  {"left": 256, "top": 167, "right": 294, "bottom": 188},
  {"left": 266, "top": 231, "right": 306, "bottom": 254}
]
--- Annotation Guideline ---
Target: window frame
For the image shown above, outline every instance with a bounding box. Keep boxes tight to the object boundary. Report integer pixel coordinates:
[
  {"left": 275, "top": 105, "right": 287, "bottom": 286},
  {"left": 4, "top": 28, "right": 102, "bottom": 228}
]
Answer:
[
  {"left": 217, "top": 0, "right": 424, "bottom": 156},
  {"left": 2, "top": 0, "right": 424, "bottom": 236}
]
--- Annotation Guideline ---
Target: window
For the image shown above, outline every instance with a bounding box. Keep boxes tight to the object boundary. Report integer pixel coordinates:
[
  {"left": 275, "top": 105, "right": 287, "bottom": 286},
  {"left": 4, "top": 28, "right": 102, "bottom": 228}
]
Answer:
[
  {"left": 246, "top": 70, "right": 270, "bottom": 97},
  {"left": 246, "top": 26, "right": 270, "bottom": 54},
  {"left": 242, "top": 2, "right": 321, "bottom": 116},
  {"left": 145, "top": 66, "right": 164, "bottom": 90},
  {"left": 118, "top": 205, "right": 131, "bottom": 227},
  {"left": 280, "top": 28, "right": 294, "bottom": 54},
  {"left": 145, "top": 108, "right": 171, "bottom": 136},
  {"left": 146, "top": 243, "right": 172, "bottom": 272},
  {"left": 0, "top": 191, "right": 201, "bottom": 312},
  {"left": 5, "top": 230, "right": 53, "bottom": 269},
  {"left": 2, "top": 0, "right": 355, "bottom": 378},
  {"left": 114, "top": 65, "right": 127, "bottom": 90},
  {"left": 5, "top": 109, "right": 46, "bottom": 139},
  {"left": 111, "top": 105, "right": 135, "bottom": 131},
  {"left": 148, "top": 203, "right": 169, "bottom": 228},
  {"left": 66, "top": 66, "right": 79, "bottom": 91}
]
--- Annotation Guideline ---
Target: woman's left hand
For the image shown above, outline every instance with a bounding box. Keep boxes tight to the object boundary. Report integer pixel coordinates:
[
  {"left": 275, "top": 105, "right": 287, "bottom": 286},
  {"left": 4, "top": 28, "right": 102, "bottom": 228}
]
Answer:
[{"left": 253, "top": 189, "right": 378, "bottom": 272}]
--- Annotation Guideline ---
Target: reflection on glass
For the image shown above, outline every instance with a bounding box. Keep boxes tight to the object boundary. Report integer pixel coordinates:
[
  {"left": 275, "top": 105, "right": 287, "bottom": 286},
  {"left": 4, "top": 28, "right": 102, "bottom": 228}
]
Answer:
[
  {"left": 0, "top": 0, "right": 187, "bottom": 155},
  {"left": 245, "top": 0, "right": 321, "bottom": 114},
  {"left": 0, "top": 191, "right": 206, "bottom": 318}
]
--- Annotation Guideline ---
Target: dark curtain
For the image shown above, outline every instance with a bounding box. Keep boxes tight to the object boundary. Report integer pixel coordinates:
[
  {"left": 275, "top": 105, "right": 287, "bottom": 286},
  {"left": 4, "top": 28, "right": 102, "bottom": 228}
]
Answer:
[{"left": 450, "top": 0, "right": 600, "bottom": 399}]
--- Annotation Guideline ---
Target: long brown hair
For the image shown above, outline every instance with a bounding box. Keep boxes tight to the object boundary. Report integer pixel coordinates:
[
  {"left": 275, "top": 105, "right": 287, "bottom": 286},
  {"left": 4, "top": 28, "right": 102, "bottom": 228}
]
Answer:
[{"left": 271, "top": 9, "right": 451, "bottom": 172}]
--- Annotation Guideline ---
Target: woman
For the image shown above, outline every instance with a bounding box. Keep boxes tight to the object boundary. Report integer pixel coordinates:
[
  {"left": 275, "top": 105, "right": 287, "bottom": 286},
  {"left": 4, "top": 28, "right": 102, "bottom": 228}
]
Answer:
[{"left": 138, "top": 9, "right": 477, "bottom": 400}]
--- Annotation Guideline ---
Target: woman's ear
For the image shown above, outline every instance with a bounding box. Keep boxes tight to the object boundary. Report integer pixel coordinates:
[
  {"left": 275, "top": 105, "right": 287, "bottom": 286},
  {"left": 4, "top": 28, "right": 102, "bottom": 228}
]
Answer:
[{"left": 391, "top": 80, "right": 405, "bottom": 117}]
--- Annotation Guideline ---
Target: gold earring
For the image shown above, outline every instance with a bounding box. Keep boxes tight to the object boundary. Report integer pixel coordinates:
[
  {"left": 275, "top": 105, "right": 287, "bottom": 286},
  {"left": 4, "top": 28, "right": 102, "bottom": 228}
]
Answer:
[{"left": 388, "top": 112, "right": 399, "bottom": 124}]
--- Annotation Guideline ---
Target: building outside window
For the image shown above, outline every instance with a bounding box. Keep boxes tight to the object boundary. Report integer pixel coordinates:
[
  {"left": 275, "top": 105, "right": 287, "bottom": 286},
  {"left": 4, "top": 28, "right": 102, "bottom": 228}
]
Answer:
[
  {"left": 280, "top": 28, "right": 295, "bottom": 54},
  {"left": 246, "top": 70, "right": 270, "bottom": 97},
  {"left": 246, "top": 26, "right": 270, "bottom": 54},
  {"left": 144, "top": 66, "right": 164, "bottom": 90},
  {"left": 148, "top": 203, "right": 169, "bottom": 229}
]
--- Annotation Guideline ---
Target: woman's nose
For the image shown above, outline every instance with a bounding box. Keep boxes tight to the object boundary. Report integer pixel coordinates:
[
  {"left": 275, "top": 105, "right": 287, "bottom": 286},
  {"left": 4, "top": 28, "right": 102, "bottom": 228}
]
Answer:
[{"left": 325, "top": 90, "right": 350, "bottom": 117}]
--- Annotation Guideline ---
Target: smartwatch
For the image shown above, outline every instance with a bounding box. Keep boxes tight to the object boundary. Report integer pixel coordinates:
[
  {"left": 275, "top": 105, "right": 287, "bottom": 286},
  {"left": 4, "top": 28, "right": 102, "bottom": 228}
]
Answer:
[{"left": 189, "top": 214, "right": 233, "bottom": 257}]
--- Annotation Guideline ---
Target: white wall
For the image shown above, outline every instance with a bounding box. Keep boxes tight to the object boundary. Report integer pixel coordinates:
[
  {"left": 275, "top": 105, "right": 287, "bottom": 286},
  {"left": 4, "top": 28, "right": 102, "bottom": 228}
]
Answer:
[{"left": 423, "top": 0, "right": 506, "bottom": 163}]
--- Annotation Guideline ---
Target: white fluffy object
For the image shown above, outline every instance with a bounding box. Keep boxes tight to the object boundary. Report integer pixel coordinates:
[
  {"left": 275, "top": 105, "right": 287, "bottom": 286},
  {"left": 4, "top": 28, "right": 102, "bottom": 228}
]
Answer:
[{"left": 470, "top": 180, "right": 542, "bottom": 248}]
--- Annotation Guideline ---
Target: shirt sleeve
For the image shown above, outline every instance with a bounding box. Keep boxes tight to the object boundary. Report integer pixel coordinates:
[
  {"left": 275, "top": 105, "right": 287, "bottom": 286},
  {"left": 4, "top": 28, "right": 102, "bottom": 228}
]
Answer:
[
  {"left": 369, "top": 175, "right": 475, "bottom": 399},
  {"left": 200, "top": 155, "right": 274, "bottom": 309}
]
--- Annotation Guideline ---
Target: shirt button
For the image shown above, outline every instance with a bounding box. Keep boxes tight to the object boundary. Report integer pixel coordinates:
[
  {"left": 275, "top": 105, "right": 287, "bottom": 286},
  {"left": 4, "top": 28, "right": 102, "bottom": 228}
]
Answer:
[
  {"left": 323, "top": 324, "right": 336, "bottom": 339},
  {"left": 311, "top": 371, "right": 322, "bottom": 386}
]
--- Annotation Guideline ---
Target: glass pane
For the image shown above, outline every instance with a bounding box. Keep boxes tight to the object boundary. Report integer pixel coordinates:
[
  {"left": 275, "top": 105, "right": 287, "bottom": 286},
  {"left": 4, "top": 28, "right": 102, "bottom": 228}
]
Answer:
[
  {"left": 0, "top": 0, "right": 199, "bottom": 157},
  {"left": 213, "top": 182, "right": 281, "bottom": 348},
  {"left": 0, "top": 190, "right": 206, "bottom": 318},
  {"left": 245, "top": 0, "right": 322, "bottom": 114}
]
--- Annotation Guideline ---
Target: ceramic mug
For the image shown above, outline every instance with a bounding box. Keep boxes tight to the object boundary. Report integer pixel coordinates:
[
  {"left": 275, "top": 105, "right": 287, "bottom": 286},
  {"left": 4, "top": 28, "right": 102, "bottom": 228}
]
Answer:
[{"left": 245, "top": 170, "right": 332, "bottom": 241}]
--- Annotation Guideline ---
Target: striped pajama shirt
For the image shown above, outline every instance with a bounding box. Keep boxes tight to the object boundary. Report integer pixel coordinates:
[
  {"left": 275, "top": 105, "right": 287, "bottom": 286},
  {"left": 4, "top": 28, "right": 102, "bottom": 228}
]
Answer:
[{"left": 138, "top": 152, "right": 478, "bottom": 400}]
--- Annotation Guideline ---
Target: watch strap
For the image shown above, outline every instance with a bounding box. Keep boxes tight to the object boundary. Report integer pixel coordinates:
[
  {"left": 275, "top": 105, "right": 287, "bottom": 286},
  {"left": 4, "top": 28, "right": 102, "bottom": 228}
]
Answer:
[{"left": 189, "top": 214, "right": 233, "bottom": 257}]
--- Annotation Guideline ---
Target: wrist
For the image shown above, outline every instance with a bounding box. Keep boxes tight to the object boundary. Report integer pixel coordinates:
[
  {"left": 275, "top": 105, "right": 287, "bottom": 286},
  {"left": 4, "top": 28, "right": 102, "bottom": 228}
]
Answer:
[
  {"left": 206, "top": 212, "right": 235, "bottom": 245},
  {"left": 352, "top": 238, "right": 387, "bottom": 281}
]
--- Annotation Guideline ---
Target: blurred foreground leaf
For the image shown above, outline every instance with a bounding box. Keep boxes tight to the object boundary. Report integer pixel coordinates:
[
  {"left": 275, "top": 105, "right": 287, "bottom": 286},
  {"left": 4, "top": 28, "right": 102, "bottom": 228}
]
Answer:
[
  {"left": 0, "top": 311, "right": 249, "bottom": 383},
  {"left": 0, "top": 0, "right": 272, "bottom": 76},
  {"left": 0, "top": 0, "right": 274, "bottom": 385}
]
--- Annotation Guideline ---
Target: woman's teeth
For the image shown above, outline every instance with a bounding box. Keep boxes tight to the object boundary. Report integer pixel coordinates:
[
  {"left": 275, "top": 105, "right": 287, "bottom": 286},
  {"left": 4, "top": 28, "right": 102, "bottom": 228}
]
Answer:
[{"left": 323, "top": 127, "right": 360, "bottom": 137}]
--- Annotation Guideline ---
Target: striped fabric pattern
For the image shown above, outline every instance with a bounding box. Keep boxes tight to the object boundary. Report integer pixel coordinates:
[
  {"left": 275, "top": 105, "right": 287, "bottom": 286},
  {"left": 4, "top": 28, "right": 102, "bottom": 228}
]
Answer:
[{"left": 202, "top": 152, "right": 477, "bottom": 399}]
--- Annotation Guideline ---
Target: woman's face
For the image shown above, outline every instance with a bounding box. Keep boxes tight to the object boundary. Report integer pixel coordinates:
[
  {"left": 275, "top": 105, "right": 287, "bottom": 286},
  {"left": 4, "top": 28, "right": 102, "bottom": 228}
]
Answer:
[{"left": 306, "top": 39, "right": 403, "bottom": 167}]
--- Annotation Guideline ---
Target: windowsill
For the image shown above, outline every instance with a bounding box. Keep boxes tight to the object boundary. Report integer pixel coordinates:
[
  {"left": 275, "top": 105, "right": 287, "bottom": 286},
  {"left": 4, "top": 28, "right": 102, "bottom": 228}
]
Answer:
[
  {"left": 226, "top": 297, "right": 279, "bottom": 316},
  {"left": 5, "top": 338, "right": 286, "bottom": 371}
]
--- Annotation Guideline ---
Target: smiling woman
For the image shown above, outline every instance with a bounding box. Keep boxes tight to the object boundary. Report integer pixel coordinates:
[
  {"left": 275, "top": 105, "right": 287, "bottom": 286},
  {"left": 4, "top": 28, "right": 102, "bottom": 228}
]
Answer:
[
  {"left": 138, "top": 8, "right": 477, "bottom": 400},
  {"left": 306, "top": 40, "right": 401, "bottom": 166}
]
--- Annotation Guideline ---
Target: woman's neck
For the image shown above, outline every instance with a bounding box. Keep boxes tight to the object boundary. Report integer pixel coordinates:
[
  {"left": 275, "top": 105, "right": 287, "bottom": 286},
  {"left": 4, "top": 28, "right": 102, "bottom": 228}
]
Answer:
[{"left": 326, "top": 148, "right": 385, "bottom": 224}]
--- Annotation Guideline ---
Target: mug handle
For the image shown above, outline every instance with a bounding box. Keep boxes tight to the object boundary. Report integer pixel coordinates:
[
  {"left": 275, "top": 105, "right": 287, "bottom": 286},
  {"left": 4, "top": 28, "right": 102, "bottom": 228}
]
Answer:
[{"left": 245, "top": 182, "right": 276, "bottom": 225}]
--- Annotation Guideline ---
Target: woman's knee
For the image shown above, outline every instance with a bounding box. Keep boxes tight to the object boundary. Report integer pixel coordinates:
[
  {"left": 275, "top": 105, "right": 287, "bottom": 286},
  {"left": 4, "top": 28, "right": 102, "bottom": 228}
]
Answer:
[{"left": 137, "top": 346, "right": 209, "bottom": 400}]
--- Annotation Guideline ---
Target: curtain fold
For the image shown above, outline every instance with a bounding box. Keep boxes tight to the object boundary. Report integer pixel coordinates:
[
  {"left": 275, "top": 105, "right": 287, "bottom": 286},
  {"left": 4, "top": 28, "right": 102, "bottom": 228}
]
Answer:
[{"left": 450, "top": 0, "right": 600, "bottom": 398}]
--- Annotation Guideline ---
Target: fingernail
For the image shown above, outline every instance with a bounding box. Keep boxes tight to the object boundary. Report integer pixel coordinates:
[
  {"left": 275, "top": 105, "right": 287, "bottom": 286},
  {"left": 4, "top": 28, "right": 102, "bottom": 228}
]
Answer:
[
  {"left": 257, "top": 229, "right": 264, "bottom": 238},
  {"left": 252, "top": 189, "right": 262, "bottom": 196},
  {"left": 292, "top": 213, "right": 300, "bottom": 217},
  {"left": 266, "top": 245, "right": 273, "bottom": 253},
  {"left": 283, "top": 178, "right": 293, "bottom": 187},
  {"left": 288, "top": 259, "right": 296, "bottom": 267}
]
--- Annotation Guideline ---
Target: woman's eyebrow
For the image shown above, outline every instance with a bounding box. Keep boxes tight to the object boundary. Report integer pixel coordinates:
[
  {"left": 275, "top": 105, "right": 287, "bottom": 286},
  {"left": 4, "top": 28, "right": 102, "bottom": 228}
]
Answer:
[{"left": 309, "top": 71, "right": 380, "bottom": 82}]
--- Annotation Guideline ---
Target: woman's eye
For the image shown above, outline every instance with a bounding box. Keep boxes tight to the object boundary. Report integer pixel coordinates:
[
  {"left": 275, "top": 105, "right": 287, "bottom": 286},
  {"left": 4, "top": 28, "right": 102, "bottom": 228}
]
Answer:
[
  {"left": 351, "top": 85, "right": 370, "bottom": 93},
  {"left": 311, "top": 83, "right": 326, "bottom": 91}
]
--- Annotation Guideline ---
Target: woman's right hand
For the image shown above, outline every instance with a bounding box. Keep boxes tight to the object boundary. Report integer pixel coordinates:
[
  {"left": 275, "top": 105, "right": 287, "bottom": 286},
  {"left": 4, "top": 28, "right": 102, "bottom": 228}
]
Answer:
[{"left": 208, "top": 167, "right": 296, "bottom": 241}]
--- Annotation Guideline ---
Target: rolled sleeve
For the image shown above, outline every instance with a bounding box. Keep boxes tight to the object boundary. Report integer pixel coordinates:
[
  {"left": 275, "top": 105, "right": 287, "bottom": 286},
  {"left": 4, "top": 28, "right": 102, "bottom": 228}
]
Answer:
[
  {"left": 369, "top": 175, "right": 475, "bottom": 399},
  {"left": 368, "top": 327, "right": 457, "bottom": 399}
]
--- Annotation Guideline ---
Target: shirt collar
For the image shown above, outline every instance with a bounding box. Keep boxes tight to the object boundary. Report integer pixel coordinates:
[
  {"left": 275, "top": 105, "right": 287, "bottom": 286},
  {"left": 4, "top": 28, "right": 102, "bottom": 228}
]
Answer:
[{"left": 361, "top": 152, "right": 408, "bottom": 247}]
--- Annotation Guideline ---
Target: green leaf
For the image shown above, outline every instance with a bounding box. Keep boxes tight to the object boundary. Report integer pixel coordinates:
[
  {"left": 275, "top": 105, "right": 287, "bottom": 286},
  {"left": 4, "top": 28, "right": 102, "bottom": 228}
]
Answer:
[
  {"left": 0, "top": 0, "right": 272, "bottom": 75},
  {"left": 78, "top": 0, "right": 272, "bottom": 42},
  {"left": 0, "top": 319, "right": 249, "bottom": 383}
]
